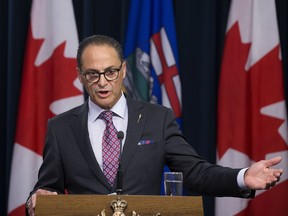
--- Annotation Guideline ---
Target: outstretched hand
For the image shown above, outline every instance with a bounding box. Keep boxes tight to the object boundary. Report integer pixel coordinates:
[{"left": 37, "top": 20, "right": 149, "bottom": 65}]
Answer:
[{"left": 244, "top": 156, "right": 283, "bottom": 190}]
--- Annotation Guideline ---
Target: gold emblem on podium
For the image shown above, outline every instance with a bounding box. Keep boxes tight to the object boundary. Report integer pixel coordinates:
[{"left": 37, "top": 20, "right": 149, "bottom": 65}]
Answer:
[
  {"left": 98, "top": 197, "right": 136, "bottom": 216},
  {"left": 97, "top": 197, "right": 161, "bottom": 216},
  {"left": 110, "top": 197, "right": 127, "bottom": 216}
]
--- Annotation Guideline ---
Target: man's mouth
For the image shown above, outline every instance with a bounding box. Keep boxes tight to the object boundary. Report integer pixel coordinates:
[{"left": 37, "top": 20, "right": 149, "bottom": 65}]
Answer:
[{"left": 98, "top": 90, "right": 109, "bottom": 97}]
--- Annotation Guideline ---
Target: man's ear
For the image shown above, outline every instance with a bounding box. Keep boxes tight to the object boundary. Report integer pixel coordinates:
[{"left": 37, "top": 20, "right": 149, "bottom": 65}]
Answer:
[
  {"left": 76, "top": 67, "right": 83, "bottom": 84},
  {"left": 122, "top": 61, "right": 127, "bottom": 79}
]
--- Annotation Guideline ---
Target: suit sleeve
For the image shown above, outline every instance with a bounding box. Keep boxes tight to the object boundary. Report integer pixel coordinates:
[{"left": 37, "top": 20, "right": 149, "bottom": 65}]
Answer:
[
  {"left": 163, "top": 108, "right": 254, "bottom": 198},
  {"left": 31, "top": 119, "right": 66, "bottom": 194}
]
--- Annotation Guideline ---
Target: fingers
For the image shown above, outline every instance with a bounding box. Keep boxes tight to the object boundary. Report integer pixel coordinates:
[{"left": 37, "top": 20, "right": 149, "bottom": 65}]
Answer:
[
  {"left": 264, "top": 168, "right": 283, "bottom": 190},
  {"left": 35, "top": 188, "right": 58, "bottom": 195},
  {"left": 274, "top": 169, "right": 283, "bottom": 177},
  {"left": 273, "top": 170, "right": 282, "bottom": 182},
  {"left": 27, "top": 189, "right": 58, "bottom": 216},
  {"left": 27, "top": 195, "right": 36, "bottom": 216},
  {"left": 270, "top": 168, "right": 283, "bottom": 184},
  {"left": 264, "top": 156, "right": 282, "bottom": 168},
  {"left": 31, "top": 194, "right": 37, "bottom": 209},
  {"left": 27, "top": 197, "right": 34, "bottom": 216},
  {"left": 266, "top": 177, "right": 279, "bottom": 188},
  {"left": 32, "top": 189, "right": 57, "bottom": 208},
  {"left": 265, "top": 177, "right": 280, "bottom": 189}
]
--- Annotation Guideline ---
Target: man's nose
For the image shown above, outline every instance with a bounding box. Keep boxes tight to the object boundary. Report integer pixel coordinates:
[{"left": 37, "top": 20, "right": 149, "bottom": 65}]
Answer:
[{"left": 97, "top": 73, "right": 108, "bottom": 86}]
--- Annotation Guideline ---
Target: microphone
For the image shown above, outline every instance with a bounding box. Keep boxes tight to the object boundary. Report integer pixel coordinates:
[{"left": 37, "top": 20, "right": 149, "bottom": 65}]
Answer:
[
  {"left": 117, "top": 131, "right": 124, "bottom": 155},
  {"left": 116, "top": 131, "right": 124, "bottom": 195}
]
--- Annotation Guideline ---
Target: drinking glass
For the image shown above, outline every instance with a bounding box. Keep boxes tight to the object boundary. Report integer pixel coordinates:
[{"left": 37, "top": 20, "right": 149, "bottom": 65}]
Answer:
[{"left": 164, "top": 172, "right": 183, "bottom": 196}]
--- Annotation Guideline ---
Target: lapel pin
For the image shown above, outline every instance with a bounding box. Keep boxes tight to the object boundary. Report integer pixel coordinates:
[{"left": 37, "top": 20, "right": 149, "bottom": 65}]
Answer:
[{"left": 137, "top": 114, "right": 142, "bottom": 123}]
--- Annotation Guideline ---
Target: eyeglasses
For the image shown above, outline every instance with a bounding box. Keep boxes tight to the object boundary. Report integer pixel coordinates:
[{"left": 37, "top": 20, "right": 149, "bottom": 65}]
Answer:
[{"left": 80, "top": 62, "right": 123, "bottom": 83}]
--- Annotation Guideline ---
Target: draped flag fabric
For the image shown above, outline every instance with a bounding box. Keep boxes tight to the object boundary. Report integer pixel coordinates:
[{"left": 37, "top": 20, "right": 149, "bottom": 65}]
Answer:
[
  {"left": 7, "top": 0, "right": 83, "bottom": 215},
  {"left": 216, "top": 0, "right": 288, "bottom": 215},
  {"left": 123, "top": 0, "right": 181, "bottom": 195},
  {"left": 123, "top": 0, "right": 182, "bottom": 124}
]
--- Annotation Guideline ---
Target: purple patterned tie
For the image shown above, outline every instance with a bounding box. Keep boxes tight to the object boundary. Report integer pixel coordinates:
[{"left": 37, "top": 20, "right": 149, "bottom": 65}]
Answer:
[{"left": 100, "top": 111, "right": 120, "bottom": 186}]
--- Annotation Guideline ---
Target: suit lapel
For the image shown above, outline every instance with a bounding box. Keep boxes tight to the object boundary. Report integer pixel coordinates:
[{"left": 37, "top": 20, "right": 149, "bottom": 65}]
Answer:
[
  {"left": 120, "top": 96, "right": 146, "bottom": 175},
  {"left": 69, "top": 101, "right": 111, "bottom": 189}
]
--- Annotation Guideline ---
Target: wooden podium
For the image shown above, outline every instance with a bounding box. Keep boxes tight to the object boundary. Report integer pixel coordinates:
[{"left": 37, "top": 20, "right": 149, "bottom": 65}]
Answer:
[{"left": 35, "top": 195, "right": 203, "bottom": 216}]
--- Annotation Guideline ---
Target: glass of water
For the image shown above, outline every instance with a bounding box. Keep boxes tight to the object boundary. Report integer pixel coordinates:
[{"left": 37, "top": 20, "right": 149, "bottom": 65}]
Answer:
[{"left": 164, "top": 172, "right": 183, "bottom": 196}]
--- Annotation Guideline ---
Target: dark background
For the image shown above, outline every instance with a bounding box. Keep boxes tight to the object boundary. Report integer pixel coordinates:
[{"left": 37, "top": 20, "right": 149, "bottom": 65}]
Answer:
[{"left": 1, "top": 0, "right": 287, "bottom": 215}]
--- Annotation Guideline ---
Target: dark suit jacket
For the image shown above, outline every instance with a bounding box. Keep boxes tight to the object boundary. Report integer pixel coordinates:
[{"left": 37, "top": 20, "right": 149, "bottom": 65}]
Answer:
[{"left": 32, "top": 95, "right": 252, "bottom": 198}]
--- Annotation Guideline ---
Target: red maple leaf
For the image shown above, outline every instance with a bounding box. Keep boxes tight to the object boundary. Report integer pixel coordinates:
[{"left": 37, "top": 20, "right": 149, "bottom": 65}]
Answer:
[
  {"left": 217, "top": 22, "right": 287, "bottom": 162},
  {"left": 16, "top": 25, "right": 82, "bottom": 155}
]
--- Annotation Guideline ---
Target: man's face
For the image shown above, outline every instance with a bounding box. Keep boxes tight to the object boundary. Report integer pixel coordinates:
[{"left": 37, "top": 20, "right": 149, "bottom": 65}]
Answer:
[{"left": 78, "top": 44, "right": 126, "bottom": 109}]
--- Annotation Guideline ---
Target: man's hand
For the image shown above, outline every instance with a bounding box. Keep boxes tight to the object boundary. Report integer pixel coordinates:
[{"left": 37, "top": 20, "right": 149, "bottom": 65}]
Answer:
[
  {"left": 244, "top": 156, "right": 283, "bottom": 190},
  {"left": 27, "top": 189, "right": 58, "bottom": 216}
]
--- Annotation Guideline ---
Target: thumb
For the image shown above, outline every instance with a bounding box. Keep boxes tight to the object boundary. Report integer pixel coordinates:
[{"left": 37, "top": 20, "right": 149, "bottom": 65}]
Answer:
[{"left": 264, "top": 156, "right": 282, "bottom": 167}]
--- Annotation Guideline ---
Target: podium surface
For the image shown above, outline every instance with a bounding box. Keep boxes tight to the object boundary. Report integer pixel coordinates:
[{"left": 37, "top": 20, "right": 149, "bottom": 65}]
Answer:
[{"left": 35, "top": 194, "right": 203, "bottom": 216}]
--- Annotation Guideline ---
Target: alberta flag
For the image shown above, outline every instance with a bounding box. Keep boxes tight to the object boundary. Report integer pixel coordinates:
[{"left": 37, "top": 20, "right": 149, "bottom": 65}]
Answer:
[
  {"left": 216, "top": 0, "right": 288, "bottom": 215},
  {"left": 7, "top": 0, "right": 83, "bottom": 215},
  {"left": 124, "top": 0, "right": 182, "bottom": 124}
]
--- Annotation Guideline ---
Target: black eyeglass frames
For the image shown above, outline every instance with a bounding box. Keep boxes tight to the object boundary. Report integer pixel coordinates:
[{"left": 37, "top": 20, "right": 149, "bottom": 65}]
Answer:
[{"left": 80, "top": 62, "right": 123, "bottom": 83}]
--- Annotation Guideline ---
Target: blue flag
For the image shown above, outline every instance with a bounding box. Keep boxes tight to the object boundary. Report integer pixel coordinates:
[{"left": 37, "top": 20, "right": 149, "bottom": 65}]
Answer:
[
  {"left": 124, "top": 0, "right": 182, "bottom": 124},
  {"left": 124, "top": 0, "right": 182, "bottom": 194}
]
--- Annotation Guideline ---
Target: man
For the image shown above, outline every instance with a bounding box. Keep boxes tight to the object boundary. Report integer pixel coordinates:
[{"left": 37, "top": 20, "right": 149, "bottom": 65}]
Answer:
[{"left": 26, "top": 35, "right": 283, "bottom": 215}]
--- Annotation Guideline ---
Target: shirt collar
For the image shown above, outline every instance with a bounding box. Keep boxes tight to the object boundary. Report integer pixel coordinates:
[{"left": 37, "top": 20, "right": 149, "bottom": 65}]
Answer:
[{"left": 88, "top": 93, "right": 127, "bottom": 122}]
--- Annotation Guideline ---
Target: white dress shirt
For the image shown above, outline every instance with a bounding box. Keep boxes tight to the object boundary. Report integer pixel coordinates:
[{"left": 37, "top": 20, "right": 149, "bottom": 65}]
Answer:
[{"left": 87, "top": 93, "right": 128, "bottom": 171}]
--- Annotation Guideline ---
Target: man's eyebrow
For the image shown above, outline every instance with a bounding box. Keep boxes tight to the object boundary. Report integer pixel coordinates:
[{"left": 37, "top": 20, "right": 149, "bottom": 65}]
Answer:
[{"left": 84, "top": 65, "right": 118, "bottom": 72}]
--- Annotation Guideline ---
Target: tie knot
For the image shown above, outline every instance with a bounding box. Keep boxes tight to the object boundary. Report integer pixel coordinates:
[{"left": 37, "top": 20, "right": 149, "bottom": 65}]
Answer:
[{"left": 100, "top": 110, "right": 113, "bottom": 123}]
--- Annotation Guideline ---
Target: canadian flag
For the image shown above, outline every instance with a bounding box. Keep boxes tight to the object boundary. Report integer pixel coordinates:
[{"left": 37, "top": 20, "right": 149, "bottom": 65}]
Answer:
[
  {"left": 216, "top": 0, "right": 288, "bottom": 215},
  {"left": 7, "top": 0, "right": 83, "bottom": 215}
]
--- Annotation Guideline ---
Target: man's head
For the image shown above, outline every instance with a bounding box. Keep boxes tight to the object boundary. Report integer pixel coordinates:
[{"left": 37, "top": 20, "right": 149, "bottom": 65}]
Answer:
[{"left": 77, "top": 35, "right": 126, "bottom": 109}]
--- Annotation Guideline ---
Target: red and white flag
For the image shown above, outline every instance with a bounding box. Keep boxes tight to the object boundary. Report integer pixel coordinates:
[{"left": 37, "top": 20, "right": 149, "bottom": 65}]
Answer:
[
  {"left": 7, "top": 0, "right": 83, "bottom": 215},
  {"left": 216, "top": 0, "right": 288, "bottom": 215}
]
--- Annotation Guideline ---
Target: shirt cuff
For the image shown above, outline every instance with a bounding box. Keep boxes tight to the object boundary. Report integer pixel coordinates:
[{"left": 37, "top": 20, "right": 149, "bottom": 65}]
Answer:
[
  {"left": 237, "top": 168, "right": 249, "bottom": 189},
  {"left": 237, "top": 168, "right": 251, "bottom": 197}
]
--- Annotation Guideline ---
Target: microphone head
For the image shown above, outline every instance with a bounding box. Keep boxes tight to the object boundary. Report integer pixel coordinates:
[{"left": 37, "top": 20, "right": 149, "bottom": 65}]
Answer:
[{"left": 117, "top": 131, "right": 124, "bottom": 140}]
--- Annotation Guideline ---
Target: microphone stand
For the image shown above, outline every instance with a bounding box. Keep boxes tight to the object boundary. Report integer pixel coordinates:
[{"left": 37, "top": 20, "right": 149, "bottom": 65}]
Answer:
[{"left": 116, "top": 131, "right": 124, "bottom": 195}]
